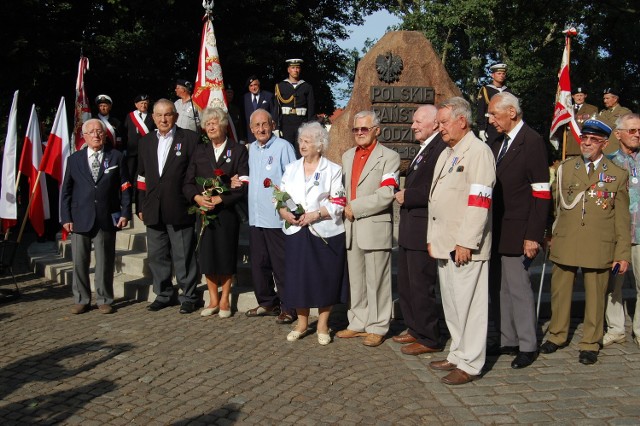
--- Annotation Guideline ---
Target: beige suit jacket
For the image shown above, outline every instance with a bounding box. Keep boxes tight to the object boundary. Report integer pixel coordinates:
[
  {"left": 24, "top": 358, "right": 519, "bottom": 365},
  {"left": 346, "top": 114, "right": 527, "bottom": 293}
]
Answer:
[
  {"left": 427, "top": 131, "right": 496, "bottom": 260},
  {"left": 342, "top": 142, "right": 400, "bottom": 250}
]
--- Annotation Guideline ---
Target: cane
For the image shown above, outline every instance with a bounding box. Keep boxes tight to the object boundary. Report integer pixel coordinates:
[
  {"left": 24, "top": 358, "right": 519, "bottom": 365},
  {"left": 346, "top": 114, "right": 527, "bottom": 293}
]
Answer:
[{"left": 536, "top": 242, "right": 550, "bottom": 321}]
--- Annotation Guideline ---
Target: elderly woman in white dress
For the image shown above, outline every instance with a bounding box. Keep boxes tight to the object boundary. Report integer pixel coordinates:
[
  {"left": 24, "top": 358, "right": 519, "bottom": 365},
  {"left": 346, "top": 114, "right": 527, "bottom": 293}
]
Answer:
[{"left": 278, "top": 122, "right": 348, "bottom": 345}]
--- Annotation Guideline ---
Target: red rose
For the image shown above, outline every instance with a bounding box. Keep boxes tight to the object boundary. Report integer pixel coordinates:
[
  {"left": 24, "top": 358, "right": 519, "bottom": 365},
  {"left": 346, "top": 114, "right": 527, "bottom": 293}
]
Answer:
[
  {"left": 263, "top": 178, "right": 272, "bottom": 188},
  {"left": 214, "top": 169, "right": 224, "bottom": 177}
]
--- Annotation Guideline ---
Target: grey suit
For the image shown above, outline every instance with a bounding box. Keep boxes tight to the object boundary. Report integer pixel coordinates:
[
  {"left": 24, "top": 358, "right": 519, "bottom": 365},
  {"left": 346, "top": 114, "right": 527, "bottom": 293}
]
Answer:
[{"left": 342, "top": 142, "right": 400, "bottom": 335}]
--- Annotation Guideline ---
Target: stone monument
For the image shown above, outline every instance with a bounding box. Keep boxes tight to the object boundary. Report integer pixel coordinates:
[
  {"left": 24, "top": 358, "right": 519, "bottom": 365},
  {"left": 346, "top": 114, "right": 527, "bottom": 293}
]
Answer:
[{"left": 326, "top": 31, "right": 461, "bottom": 168}]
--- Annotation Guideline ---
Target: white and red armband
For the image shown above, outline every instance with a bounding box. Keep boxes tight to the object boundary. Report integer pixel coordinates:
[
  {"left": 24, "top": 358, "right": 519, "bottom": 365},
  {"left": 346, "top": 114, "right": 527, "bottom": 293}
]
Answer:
[
  {"left": 380, "top": 171, "right": 399, "bottom": 189},
  {"left": 468, "top": 184, "right": 492, "bottom": 209},
  {"left": 136, "top": 175, "right": 146, "bottom": 191},
  {"left": 121, "top": 181, "right": 132, "bottom": 192},
  {"left": 531, "top": 182, "right": 551, "bottom": 199}
]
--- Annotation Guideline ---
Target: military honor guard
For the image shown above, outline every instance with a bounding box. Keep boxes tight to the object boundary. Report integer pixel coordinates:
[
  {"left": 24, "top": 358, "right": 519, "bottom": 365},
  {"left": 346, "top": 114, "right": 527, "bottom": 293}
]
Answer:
[
  {"left": 565, "top": 87, "right": 598, "bottom": 157},
  {"left": 476, "top": 63, "right": 512, "bottom": 145},
  {"left": 540, "top": 119, "right": 630, "bottom": 365},
  {"left": 274, "top": 59, "right": 315, "bottom": 154},
  {"left": 598, "top": 87, "right": 632, "bottom": 155},
  {"left": 123, "top": 94, "right": 156, "bottom": 195}
]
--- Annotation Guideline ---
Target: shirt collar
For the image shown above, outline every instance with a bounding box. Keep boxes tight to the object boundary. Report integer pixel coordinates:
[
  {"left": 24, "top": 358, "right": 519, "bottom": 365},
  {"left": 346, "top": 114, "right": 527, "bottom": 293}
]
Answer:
[
  {"left": 356, "top": 141, "right": 377, "bottom": 153},
  {"left": 156, "top": 126, "right": 176, "bottom": 139}
]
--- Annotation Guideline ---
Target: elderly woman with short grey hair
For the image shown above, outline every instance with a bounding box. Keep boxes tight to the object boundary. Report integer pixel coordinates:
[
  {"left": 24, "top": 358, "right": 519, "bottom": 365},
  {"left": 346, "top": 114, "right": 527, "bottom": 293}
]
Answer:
[{"left": 278, "top": 121, "right": 348, "bottom": 345}]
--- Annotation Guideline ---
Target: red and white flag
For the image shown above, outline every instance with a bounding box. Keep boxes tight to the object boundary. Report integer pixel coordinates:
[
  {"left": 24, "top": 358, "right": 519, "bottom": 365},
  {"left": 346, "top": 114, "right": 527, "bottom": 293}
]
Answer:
[
  {"left": 18, "top": 105, "right": 50, "bottom": 237},
  {"left": 71, "top": 56, "right": 91, "bottom": 151},
  {"left": 549, "top": 28, "right": 580, "bottom": 150},
  {"left": 192, "top": 15, "right": 238, "bottom": 141},
  {"left": 41, "top": 97, "right": 71, "bottom": 238},
  {"left": 0, "top": 90, "right": 19, "bottom": 233}
]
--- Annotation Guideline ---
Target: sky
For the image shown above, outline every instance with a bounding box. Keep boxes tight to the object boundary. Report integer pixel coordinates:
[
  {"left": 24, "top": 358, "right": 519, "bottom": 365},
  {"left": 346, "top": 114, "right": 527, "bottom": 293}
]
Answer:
[{"left": 334, "top": 10, "right": 401, "bottom": 107}]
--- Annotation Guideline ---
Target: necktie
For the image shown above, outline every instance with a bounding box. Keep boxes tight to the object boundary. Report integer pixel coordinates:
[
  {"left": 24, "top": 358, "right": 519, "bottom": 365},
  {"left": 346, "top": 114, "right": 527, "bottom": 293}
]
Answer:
[
  {"left": 91, "top": 152, "right": 100, "bottom": 182},
  {"left": 139, "top": 112, "right": 143, "bottom": 120},
  {"left": 253, "top": 95, "right": 258, "bottom": 110},
  {"left": 588, "top": 162, "right": 595, "bottom": 177},
  {"left": 497, "top": 135, "right": 510, "bottom": 163}
]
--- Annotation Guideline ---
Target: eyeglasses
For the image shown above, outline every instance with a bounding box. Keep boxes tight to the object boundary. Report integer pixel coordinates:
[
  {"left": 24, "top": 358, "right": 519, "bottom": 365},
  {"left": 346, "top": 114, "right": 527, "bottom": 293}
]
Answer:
[
  {"left": 580, "top": 135, "right": 606, "bottom": 144},
  {"left": 351, "top": 126, "right": 377, "bottom": 135},
  {"left": 618, "top": 128, "right": 640, "bottom": 135},
  {"left": 83, "top": 130, "right": 105, "bottom": 137}
]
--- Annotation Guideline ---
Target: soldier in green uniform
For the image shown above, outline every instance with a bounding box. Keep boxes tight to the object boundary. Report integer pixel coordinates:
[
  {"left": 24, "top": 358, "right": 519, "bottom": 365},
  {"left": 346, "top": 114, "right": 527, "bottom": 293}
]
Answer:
[
  {"left": 274, "top": 58, "right": 315, "bottom": 156},
  {"left": 565, "top": 87, "right": 599, "bottom": 157},
  {"left": 540, "top": 119, "right": 630, "bottom": 365},
  {"left": 598, "top": 88, "right": 632, "bottom": 155}
]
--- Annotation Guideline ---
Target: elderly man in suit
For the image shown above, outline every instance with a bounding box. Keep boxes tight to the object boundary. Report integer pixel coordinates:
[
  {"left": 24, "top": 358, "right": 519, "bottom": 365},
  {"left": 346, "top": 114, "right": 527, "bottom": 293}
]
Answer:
[
  {"left": 95, "top": 94, "right": 125, "bottom": 151},
  {"left": 393, "top": 105, "right": 447, "bottom": 355},
  {"left": 487, "top": 92, "right": 551, "bottom": 369},
  {"left": 540, "top": 119, "right": 630, "bottom": 365},
  {"left": 61, "top": 118, "right": 132, "bottom": 315},
  {"left": 137, "top": 99, "right": 200, "bottom": 314},
  {"left": 427, "top": 97, "right": 496, "bottom": 385},
  {"left": 336, "top": 110, "right": 400, "bottom": 347},
  {"left": 243, "top": 76, "right": 276, "bottom": 143}
]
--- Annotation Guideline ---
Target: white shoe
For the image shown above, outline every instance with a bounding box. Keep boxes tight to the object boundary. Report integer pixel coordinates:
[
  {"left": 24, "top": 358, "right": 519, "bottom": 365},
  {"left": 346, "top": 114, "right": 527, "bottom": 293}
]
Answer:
[
  {"left": 317, "top": 332, "right": 331, "bottom": 346},
  {"left": 218, "top": 309, "right": 232, "bottom": 318},
  {"left": 602, "top": 332, "right": 626, "bottom": 346},
  {"left": 200, "top": 306, "right": 219, "bottom": 317},
  {"left": 287, "top": 329, "right": 308, "bottom": 342}
]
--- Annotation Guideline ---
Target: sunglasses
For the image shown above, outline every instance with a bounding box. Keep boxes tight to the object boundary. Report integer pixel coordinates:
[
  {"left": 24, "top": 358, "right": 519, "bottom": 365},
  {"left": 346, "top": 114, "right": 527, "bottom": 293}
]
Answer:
[{"left": 351, "top": 126, "right": 378, "bottom": 135}]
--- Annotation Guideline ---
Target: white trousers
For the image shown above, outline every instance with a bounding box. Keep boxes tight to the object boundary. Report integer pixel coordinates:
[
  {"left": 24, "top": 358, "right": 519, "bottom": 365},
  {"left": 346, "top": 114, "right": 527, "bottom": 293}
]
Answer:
[
  {"left": 605, "top": 244, "right": 640, "bottom": 338},
  {"left": 438, "top": 259, "right": 488, "bottom": 375}
]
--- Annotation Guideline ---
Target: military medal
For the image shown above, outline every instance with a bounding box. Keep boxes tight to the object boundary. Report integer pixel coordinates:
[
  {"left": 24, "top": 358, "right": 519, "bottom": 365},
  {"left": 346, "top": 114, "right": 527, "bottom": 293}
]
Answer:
[
  {"left": 448, "top": 157, "right": 459, "bottom": 173},
  {"left": 588, "top": 188, "right": 597, "bottom": 198},
  {"left": 313, "top": 172, "right": 320, "bottom": 186},
  {"left": 598, "top": 182, "right": 604, "bottom": 188},
  {"left": 266, "top": 156, "right": 273, "bottom": 171},
  {"left": 596, "top": 198, "right": 603, "bottom": 206},
  {"left": 632, "top": 167, "right": 637, "bottom": 184},
  {"left": 175, "top": 143, "right": 182, "bottom": 156},
  {"left": 225, "top": 149, "right": 232, "bottom": 163}
]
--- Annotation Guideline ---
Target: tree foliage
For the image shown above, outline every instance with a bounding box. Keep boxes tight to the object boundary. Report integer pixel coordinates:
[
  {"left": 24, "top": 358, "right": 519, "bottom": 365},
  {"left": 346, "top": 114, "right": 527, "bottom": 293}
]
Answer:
[
  {"left": 390, "top": 0, "right": 639, "bottom": 149},
  {"left": 0, "top": 0, "right": 384, "bottom": 135}
]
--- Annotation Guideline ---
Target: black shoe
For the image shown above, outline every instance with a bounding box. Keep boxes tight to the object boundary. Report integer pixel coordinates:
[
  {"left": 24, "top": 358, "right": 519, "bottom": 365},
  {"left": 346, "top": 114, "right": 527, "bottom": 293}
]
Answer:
[
  {"left": 539, "top": 341, "right": 563, "bottom": 354},
  {"left": 487, "top": 344, "right": 519, "bottom": 356},
  {"left": 511, "top": 351, "right": 538, "bottom": 369},
  {"left": 147, "top": 300, "right": 169, "bottom": 312},
  {"left": 578, "top": 350, "right": 598, "bottom": 365},
  {"left": 179, "top": 301, "right": 196, "bottom": 314}
]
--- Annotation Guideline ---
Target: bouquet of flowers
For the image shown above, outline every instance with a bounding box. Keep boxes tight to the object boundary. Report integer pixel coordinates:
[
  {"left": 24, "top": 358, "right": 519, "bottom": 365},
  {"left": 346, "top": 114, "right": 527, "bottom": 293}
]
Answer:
[
  {"left": 264, "top": 178, "right": 327, "bottom": 244},
  {"left": 189, "top": 169, "right": 228, "bottom": 251}
]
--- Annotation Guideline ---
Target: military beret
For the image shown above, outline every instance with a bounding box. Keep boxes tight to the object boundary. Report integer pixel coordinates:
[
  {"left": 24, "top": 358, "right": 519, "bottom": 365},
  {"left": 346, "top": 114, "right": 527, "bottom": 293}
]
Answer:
[
  {"left": 490, "top": 63, "right": 507, "bottom": 72},
  {"left": 582, "top": 119, "right": 612, "bottom": 138},
  {"left": 95, "top": 94, "right": 112, "bottom": 105},
  {"left": 286, "top": 58, "right": 304, "bottom": 66},
  {"left": 572, "top": 87, "right": 587, "bottom": 95},
  {"left": 603, "top": 87, "right": 619, "bottom": 97},
  {"left": 134, "top": 94, "right": 149, "bottom": 103},
  {"left": 246, "top": 75, "right": 259, "bottom": 88},
  {"left": 176, "top": 79, "right": 193, "bottom": 92}
]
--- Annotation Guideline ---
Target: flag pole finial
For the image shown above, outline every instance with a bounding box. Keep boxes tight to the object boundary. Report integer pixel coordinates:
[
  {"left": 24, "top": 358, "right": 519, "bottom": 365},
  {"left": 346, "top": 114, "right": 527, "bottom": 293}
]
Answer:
[{"left": 203, "top": 0, "right": 214, "bottom": 16}]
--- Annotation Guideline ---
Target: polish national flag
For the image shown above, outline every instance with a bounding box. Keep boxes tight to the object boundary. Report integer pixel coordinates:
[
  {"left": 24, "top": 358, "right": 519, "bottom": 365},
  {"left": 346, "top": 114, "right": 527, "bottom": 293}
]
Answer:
[
  {"left": 18, "top": 105, "right": 50, "bottom": 237},
  {"left": 40, "top": 97, "right": 71, "bottom": 239},
  {"left": 0, "top": 90, "right": 19, "bottom": 233}
]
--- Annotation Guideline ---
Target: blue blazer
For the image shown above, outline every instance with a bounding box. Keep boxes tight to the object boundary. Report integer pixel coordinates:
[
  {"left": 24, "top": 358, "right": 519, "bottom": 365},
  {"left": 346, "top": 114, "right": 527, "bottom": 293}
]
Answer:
[
  {"left": 61, "top": 147, "right": 132, "bottom": 233},
  {"left": 243, "top": 90, "right": 276, "bottom": 142}
]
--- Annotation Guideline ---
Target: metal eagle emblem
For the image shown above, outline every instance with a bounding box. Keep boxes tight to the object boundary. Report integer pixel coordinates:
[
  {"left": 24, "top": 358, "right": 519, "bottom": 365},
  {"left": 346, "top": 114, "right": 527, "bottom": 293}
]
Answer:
[{"left": 376, "top": 52, "right": 403, "bottom": 83}]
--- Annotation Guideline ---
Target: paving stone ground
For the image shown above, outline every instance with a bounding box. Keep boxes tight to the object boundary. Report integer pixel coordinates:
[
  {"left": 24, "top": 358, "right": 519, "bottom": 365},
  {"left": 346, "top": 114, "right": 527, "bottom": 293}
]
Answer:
[{"left": 1, "top": 237, "right": 640, "bottom": 425}]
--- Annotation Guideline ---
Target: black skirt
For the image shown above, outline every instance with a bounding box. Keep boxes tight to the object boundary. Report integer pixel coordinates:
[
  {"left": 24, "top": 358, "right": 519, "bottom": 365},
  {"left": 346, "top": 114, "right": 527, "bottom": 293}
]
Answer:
[
  {"left": 283, "top": 227, "right": 348, "bottom": 309},
  {"left": 197, "top": 208, "right": 239, "bottom": 276}
]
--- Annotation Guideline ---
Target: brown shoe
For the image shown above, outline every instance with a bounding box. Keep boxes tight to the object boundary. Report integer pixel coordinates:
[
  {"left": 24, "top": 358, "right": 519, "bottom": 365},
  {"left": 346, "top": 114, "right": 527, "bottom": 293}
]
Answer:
[
  {"left": 429, "top": 359, "right": 457, "bottom": 371},
  {"left": 70, "top": 304, "right": 89, "bottom": 315},
  {"left": 363, "top": 333, "right": 385, "bottom": 347},
  {"left": 401, "top": 342, "right": 442, "bottom": 356},
  {"left": 245, "top": 305, "right": 280, "bottom": 317},
  {"left": 98, "top": 304, "right": 114, "bottom": 314},
  {"left": 441, "top": 368, "right": 478, "bottom": 385},
  {"left": 336, "top": 329, "right": 367, "bottom": 338},
  {"left": 392, "top": 333, "right": 417, "bottom": 344}
]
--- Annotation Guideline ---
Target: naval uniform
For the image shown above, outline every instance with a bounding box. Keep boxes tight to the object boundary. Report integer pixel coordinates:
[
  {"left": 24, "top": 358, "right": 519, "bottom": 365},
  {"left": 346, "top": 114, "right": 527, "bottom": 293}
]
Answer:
[
  {"left": 476, "top": 84, "right": 512, "bottom": 145},
  {"left": 274, "top": 79, "right": 315, "bottom": 154}
]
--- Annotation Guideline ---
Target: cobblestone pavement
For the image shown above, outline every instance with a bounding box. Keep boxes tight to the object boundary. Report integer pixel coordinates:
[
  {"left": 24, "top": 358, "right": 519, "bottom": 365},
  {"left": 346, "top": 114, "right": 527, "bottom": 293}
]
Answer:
[{"left": 1, "top": 243, "right": 640, "bottom": 425}]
